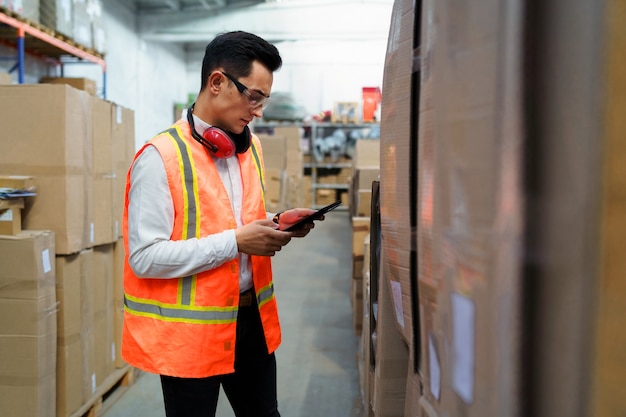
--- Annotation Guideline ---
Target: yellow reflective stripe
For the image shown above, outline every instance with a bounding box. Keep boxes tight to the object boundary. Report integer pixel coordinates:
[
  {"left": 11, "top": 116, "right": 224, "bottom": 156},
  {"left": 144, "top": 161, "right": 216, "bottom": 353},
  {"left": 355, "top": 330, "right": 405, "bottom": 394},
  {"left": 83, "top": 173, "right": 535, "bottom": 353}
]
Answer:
[
  {"left": 250, "top": 141, "right": 266, "bottom": 208},
  {"left": 164, "top": 126, "right": 201, "bottom": 306},
  {"left": 257, "top": 283, "right": 275, "bottom": 308},
  {"left": 124, "top": 294, "right": 238, "bottom": 325}
]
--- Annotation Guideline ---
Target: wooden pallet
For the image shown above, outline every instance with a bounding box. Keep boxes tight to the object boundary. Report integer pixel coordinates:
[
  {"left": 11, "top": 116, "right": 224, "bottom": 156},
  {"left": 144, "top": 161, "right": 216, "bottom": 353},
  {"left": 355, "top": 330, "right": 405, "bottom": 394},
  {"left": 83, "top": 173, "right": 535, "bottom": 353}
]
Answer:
[{"left": 70, "top": 365, "right": 138, "bottom": 417}]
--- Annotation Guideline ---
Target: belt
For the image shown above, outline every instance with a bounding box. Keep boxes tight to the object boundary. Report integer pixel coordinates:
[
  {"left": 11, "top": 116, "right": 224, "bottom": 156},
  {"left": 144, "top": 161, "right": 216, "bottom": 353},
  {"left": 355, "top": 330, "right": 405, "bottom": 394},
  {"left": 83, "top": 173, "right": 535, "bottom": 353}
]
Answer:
[{"left": 239, "top": 289, "right": 255, "bottom": 307}]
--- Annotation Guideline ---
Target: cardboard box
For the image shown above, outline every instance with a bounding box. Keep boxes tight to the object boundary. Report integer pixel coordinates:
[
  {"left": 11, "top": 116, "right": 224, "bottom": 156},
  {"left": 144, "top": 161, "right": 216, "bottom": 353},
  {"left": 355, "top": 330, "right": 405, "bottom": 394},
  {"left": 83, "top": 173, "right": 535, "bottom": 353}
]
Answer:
[
  {"left": 372, "top": 250, "right": 409, "bottom": 417},
  {"left": 111, "top": 104, "right": 136, "bottom": 238},
  {"left": 258, "top": 134, "right": 287, "bottom": 171},
  {"left": 0, "top": 175, "right": 36, "bottom": 190},
  {"left": 80, "top": 248, "right": 97, "bottom": 402},
  {"left": 273, "top": 126, "right": 304, "bottom": 178},
  {"left": 361, "top": 262, "right": 375, "bottom": 417},
  {"left": 285, "top": 174, "right": 305, "bottom": 209},
  {"left": 380, "top": 0, "right": 415, "bottom": 347},
  {"left": 92, "top": 97, "right": 116, "bottom": 246},
  {"left": 355, "top": 190, "right": 373, "bottom": 218},
  {"left": 353, "top": 139, "right": 380, "bottom": 168},
  {"left": 56, "top": 337, "right": 83, "bottom": 417},
  {"left": 0, "top": 230, "right": 56, "bottom": 296},
  {"left": 0, "top": 198, "right": 24, "bottom": 235},
  {"left": 55, "top": 253, "right": 84, "bottom": 416},
  {"left": 352, "top": 278, "right": 363, "bottom": 334},
  {"left": 113, "top": 239, "right": 126, "bottom": 368},
  {"left": 0, "top": 84, "right": 94, "bottom": 255},
  {"left": 350, "top": 167, "right": 378, "bottom": 218},
  {"left": 264, "top": 168, "right": 287, "bottom": 212},
  {"left": 93, "top": 244, "right": 115, "bottom": 385},
  {"left": 354, "top": 167, "right": 380, "bottom": 191},
  {"left": 0, "top": 230, "right": 56, "bottom": 417},
  {"left": 414, "top": 0, "right": 525, "bottom": 414},
  {"left": 40, "top": 77, "right": 97, "bottom": 95},
  {"left": 352, "top": 217, "right": 371, "bottom": 259},
  {"left": 0, "top": 71, "right": 12, "bottom": 84},
  {"left": 315, "top": 189, "right": 336, "bottom": 206},
  {"left": 590, "top": 1, "right": 626, "bottom": 414}
]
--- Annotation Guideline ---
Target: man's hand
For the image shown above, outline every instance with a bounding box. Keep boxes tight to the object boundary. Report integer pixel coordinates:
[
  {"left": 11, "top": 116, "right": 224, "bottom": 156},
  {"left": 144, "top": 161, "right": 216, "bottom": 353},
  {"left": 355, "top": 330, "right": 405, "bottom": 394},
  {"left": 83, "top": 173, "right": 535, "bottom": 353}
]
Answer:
[
  {"left": 235, "top": 219, "right": 293, "bottom": 256},
  {"left": 278, "top": 208, "right": 321, "bottom": 236}
]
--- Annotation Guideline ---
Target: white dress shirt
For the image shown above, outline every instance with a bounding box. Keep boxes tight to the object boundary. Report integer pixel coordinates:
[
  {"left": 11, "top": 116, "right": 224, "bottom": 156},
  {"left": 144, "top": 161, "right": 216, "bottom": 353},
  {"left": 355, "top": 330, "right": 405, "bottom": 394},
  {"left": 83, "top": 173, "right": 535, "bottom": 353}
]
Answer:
[{"left": 127, "top": 112, "right": 268, "bottom": 292}]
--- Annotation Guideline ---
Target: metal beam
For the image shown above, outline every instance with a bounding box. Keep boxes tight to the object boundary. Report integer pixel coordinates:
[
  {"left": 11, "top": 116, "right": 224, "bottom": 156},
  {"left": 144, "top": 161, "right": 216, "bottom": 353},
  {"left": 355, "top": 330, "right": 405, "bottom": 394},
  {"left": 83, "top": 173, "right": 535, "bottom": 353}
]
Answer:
[
  {"left": 164, "top": 0, "right": 182, "bottom": 11},
  {"left": 137, "top": 1, "right": 393, "bottom": 46}
]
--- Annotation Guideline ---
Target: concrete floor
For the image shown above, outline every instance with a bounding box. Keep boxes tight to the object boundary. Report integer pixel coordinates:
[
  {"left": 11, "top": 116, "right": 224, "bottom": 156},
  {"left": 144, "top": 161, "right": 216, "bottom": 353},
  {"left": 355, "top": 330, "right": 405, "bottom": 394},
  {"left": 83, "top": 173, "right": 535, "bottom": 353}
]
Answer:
[{"left": 103, "top": 210, "right": 364, "bottom": 417}]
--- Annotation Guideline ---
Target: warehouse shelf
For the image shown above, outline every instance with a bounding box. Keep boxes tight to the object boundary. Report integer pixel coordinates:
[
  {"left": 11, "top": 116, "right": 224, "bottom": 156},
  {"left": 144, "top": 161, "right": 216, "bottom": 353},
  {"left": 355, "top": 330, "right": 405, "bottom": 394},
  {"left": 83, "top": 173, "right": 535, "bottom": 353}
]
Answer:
[
  {"left": 308, "top": 122, "right": 378, "bottom": 208},
  {"left": 255, "top": 120, "right": 379, "bottom": 208},
  {"left": 0, "top": 8, "right": 107, "bottom": 97}
]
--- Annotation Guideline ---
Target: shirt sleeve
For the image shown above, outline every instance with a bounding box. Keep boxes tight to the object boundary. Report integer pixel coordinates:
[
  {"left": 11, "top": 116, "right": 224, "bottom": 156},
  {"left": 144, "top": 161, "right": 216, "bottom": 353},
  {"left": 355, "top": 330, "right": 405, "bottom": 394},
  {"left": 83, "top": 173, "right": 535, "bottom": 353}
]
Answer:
[{"left": 127, "top": 145, "right": 239, "bottom": 278}]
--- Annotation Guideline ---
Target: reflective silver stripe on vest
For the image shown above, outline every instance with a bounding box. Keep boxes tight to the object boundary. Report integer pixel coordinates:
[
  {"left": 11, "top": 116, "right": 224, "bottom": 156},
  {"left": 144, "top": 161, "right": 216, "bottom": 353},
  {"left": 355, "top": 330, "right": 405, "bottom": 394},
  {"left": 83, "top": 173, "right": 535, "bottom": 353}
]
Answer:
[
  {"left": 257, "top": 283, "right": 275, "bottom": 307},
  {"left": 166, "top": 127, "right": 199, "bottom": 306},
  {"left": 124, "top": 296, "right": 238, "bottom": 323}
]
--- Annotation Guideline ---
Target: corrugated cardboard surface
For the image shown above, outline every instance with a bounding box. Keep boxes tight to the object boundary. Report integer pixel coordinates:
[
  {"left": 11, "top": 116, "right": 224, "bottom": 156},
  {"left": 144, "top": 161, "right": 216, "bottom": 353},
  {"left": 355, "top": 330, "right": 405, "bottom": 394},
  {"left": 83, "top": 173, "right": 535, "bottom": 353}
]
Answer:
[
  {"left": 55, "top": 253, "right": 84, "bottom": 416},
  {"left": 592, "top": 1, "right": 626, "bottom": 415},
  {"left": 111, "top": 104, "right": 136, "bottom": 239},
  {"left": 93, "top": 244, "right": 115, "bottom": 387},
  {"left": 92, "top": 98, "right": 116, "bottom": 246},
  {"left": 113, "top": 239, "right": 126, "bottom": 369},
  {"left": 273, "top": 126, "right": 304, "bottom": 178},
  {"left": 0, "top": 230, "right": 57, "bottom": 417},
  {"left": 418, "top": 0, "right": 524, "bottom": 415},
  {"left": 380, "top": 0, "right": 415, "bottom": 347},
  {"left": 0, "top": 71, "right": 12, "bottom": 84},
  {"left": 0, "top": 84, "right": 93, "bottom": 255},
  {"left": 40, "top": 77, "right": 97, "bottom": 96},
  {"left": 372, "top": 250, "right": 409, "bottom": 417},
  {"left": 80, "top": 248, "right": 96, "bottom": 403},
  {"left": 353, "top": 139, "right": 380, "bottom": 168},
  {"left": 0, "top": 197, "right": 24, "bottom": 235},
  {"left": 0, "top": 175, "right": 36, "bottom": 190},
  {"left": 257, "top": 134, "right": 287, "bottom": 171},
  {"left": 404, "top": 348, "right": 422, "bottom": 417}
]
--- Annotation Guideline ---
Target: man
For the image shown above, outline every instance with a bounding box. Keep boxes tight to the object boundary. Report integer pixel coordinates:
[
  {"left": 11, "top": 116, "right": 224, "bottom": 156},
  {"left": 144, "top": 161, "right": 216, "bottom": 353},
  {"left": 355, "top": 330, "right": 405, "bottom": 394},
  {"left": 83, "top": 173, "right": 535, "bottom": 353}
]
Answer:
[{"left": 122, "top": 31, "right": 319, "bottom": 417}]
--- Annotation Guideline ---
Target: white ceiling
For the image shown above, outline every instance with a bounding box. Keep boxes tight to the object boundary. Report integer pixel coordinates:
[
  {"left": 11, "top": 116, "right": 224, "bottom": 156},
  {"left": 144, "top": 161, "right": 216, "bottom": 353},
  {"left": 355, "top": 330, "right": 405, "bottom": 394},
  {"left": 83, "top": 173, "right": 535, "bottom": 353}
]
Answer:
[
  {"left": 130, "top": 0, "right": 267, "bottom": 15},
  {"left": 128, "top": 0, "right": 394, "bottom": 49}
]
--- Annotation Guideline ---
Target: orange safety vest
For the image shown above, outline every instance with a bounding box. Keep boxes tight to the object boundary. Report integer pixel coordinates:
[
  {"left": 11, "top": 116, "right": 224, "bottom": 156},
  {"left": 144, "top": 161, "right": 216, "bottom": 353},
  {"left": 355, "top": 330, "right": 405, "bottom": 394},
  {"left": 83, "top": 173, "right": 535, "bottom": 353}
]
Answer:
[{"left": 121, "top": 119, "right": 281, "bottom": 378}]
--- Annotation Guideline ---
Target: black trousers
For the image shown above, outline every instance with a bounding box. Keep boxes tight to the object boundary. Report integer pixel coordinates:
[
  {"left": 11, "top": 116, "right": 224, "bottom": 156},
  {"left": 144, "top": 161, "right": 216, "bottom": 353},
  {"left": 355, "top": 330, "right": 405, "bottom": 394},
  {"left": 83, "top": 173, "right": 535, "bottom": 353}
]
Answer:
[{"left": 160, "top": 292, "right": 281, "bottom": 417}]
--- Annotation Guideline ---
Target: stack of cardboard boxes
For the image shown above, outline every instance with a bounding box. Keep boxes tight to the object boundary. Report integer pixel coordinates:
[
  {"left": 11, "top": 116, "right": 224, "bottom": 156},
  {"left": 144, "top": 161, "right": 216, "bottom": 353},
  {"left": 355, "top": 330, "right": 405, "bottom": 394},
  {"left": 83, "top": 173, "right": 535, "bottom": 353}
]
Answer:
[
  {"left": 0, "top": 230, "right": 56, "bottom": 417},
  {"left": 0, "top": 81, "right": 135, "bottom": 416},
  {"left": 349, "top": 138, "right": 380, "bottom": 336},
  {"left": 255, "top": 125, "right": 305, "bottom": 212}
]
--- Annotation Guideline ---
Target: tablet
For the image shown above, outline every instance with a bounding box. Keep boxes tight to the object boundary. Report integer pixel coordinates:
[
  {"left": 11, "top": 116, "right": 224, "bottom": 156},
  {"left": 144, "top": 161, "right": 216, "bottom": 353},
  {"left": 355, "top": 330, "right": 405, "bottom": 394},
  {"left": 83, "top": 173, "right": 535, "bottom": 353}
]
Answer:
[{"left": 284, "top": 201, "right": 342, "bottom": 231}]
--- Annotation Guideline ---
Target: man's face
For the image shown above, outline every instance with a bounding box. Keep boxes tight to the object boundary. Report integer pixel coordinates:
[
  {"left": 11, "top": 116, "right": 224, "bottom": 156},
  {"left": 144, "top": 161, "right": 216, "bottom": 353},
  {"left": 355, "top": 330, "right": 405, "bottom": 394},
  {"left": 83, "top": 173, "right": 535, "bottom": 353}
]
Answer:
[{"left": 212, "top": 61, "right": 273, "bottom": 134}]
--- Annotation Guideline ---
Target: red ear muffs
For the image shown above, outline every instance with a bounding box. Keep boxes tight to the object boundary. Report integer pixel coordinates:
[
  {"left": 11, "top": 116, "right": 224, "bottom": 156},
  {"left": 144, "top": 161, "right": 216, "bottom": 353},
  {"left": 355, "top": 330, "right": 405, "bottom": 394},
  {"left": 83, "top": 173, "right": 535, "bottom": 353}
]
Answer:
[
  {"left": 200, "top": 126, "right": 237, "bottom": 158},
  {"left": 187, "top": 103, "right": 250, "bottom": 158}
]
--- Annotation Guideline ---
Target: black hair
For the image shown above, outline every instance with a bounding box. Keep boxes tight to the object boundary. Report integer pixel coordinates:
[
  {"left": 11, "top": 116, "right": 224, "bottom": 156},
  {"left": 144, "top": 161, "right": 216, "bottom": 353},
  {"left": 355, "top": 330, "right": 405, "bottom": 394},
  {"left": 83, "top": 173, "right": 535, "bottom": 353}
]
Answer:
[{"left": 199, "top": 31, "right": 282, "bottom": 92}]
